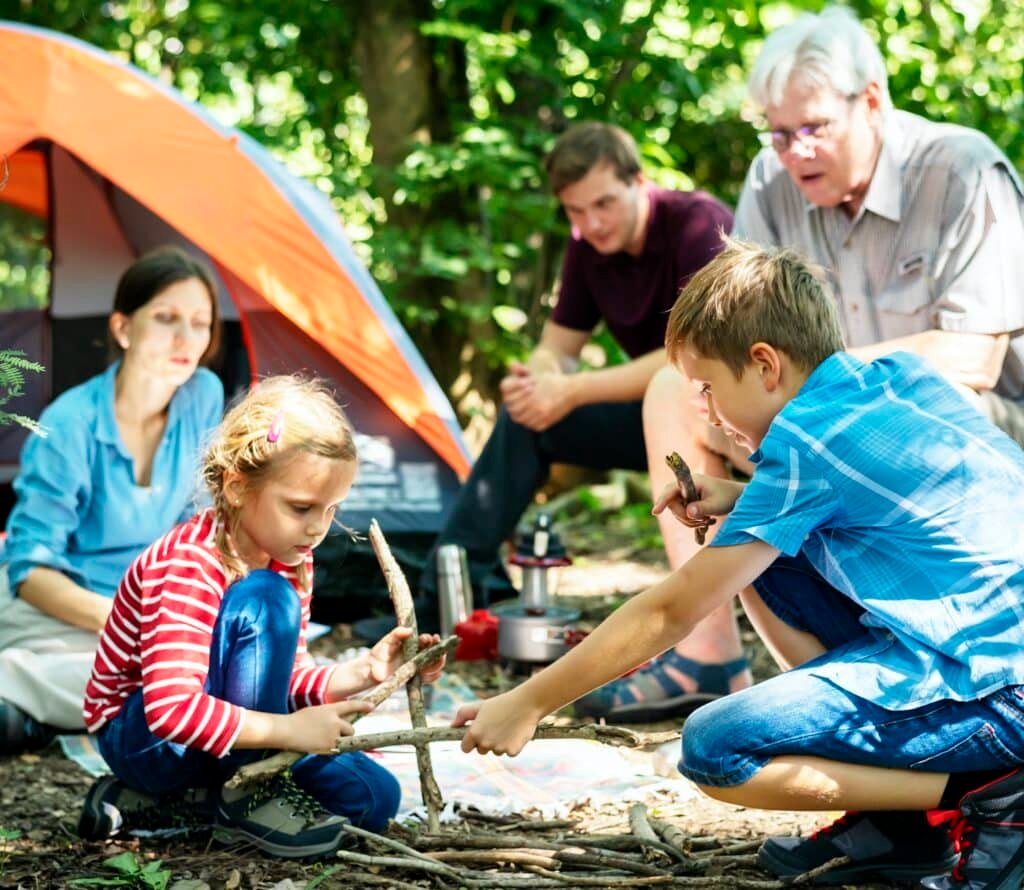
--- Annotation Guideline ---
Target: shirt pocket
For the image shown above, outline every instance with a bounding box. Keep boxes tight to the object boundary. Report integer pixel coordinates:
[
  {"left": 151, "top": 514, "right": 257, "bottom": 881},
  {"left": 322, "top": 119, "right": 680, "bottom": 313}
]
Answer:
[{"left": 872, "top": 254, "right": 936, "bottom": 340}]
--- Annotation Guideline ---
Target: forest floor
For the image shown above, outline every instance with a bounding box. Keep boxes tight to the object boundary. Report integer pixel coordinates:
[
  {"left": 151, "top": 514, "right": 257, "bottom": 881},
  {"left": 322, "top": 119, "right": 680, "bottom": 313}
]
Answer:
[{"left": 0, "top": 496, "right": 897, "bottom": 889}]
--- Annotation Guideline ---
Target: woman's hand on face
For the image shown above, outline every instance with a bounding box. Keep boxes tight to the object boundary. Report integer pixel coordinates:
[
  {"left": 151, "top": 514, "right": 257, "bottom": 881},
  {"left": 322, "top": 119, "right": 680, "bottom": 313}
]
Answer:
[
  {"left": 286, "top": 700, "right": 374, "bottom": 754},
  {"left": 367, "top": 627, "right": 447, "bottom": 684}
]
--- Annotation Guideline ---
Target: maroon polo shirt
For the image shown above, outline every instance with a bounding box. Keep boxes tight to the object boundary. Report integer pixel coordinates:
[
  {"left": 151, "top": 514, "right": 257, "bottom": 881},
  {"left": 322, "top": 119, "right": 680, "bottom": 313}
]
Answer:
[{"left": 552, "top": 187, "right": 733, "bottom": 358}]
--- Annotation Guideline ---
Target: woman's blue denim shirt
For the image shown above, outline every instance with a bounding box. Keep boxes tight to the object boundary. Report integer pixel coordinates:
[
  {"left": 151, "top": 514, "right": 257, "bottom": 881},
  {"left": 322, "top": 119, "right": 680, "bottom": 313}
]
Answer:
[{"left": 3, "top": 363, "right": 223, "bottom": 598}]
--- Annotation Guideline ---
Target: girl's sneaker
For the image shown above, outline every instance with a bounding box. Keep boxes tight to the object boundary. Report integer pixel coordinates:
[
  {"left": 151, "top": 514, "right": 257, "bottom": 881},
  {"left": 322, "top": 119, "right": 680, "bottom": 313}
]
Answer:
[
  {"left": 77, "top": 776, "right": 214, "bottom": 840},
  {"left": 215, "top": 772, "right": 348, "bottom": 860}
]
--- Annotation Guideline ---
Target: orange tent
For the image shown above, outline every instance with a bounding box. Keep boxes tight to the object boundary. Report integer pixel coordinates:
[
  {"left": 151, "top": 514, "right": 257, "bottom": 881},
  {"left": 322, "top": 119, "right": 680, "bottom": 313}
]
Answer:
[{"left": 0, "top": 21, "right": 470, "bottom": 534}]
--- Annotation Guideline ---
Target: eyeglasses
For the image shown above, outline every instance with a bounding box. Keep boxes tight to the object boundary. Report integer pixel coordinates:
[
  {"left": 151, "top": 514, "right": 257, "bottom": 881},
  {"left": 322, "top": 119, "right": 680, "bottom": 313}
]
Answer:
[
  {"left": 757, "top": 120, "right": 836, "bottom": 153},
  {"left": 757, "top": 93, "right": 862, "bottom": 153}
]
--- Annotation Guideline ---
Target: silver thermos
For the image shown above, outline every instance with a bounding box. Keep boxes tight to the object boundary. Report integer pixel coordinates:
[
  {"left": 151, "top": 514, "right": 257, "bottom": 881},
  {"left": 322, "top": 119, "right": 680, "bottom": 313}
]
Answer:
[{"left": 436, "top": 544, "right": 473, "bottom": 636}]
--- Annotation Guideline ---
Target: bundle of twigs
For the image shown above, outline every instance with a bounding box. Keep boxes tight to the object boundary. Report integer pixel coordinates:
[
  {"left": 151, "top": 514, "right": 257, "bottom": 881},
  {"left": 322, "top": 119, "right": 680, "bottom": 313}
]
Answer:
[{"left": 302, "top": 802, "right": 848, "bottom": 888}]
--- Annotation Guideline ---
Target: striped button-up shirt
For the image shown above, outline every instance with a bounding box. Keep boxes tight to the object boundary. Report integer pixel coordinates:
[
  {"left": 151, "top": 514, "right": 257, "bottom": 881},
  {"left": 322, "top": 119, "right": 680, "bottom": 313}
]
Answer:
[
  {"left": 714, "top": 351, "right": 1024, "bottom": 710},
  {"left": 735, "top": 110, "right": 1024, "bottom": 403}
]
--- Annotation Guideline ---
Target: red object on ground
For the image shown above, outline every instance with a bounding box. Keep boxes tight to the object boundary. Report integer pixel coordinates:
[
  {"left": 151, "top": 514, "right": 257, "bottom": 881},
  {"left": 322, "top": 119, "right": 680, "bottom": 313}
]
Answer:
[{"left": 454, "top": 609, "right": 499, "bottom": 661}]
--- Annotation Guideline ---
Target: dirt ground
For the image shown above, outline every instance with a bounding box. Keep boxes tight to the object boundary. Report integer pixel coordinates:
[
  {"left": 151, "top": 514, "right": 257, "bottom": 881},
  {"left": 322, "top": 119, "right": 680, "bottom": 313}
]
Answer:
[{"left": 0, "top": 532, "right": 895, "bottom": 889}]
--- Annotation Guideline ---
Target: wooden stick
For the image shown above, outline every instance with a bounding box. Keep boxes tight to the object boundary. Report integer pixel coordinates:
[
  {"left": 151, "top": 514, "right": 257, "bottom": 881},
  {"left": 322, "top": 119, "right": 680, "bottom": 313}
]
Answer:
[
  {"left": 339, "top": 822, "right": 441, "bottom": 864},
  {"left": 225, "top": 635, "right": 457, "bottom": 788},
  {"left": 353, "top": 633, "right": 458, "bottom": 700},
  {"left": 693, "top": 838, "right": 762, "bottom": 858},
  {"left": 369, "top": 518, "right": 444, "bottom": 833},
  {"left": 429, "top": 849, "right": 562, "bottom": 869},
  {"left": 329, "top": 723, "right": 680, "bottom": 754},
  {"left": 790, "top": 854, "right": 852, "bottom": 885},
  {"left": 333, "top": 848, "right": 460, "bottom": 879},
  {"left": 648, "top": 816, "right": 693, "bottom": 856},
  {"left": 416, "top": 831, "right": 690, "bottom": 865},
  {"left": 628, "top": 802, "right": 660, "bottom": 844},
  {"left": 665, "top": 451, "right": 710, "bottom": 545}
]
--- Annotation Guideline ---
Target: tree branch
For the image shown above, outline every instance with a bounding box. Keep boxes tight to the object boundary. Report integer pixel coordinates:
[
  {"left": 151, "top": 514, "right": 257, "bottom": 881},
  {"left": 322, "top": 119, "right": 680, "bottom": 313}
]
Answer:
[
  {"left": 370, "top": 518, "right": 444, "bottom": 833},
  {"left": 330, "top": 723, "right": 679, "bottom": 754}
]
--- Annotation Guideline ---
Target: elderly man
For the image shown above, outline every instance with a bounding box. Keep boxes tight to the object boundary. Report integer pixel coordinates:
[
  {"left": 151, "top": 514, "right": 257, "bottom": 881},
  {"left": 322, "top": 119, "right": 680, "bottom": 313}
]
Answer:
[
  {"left": 619, "top": 6, "right": 1024, "bottom": 887},
  {"left": 357, "top": 123, "right": 749, "bottom": 717},
  {"left": 736, "top": 9, "right": 1024, "bottom": 445}
]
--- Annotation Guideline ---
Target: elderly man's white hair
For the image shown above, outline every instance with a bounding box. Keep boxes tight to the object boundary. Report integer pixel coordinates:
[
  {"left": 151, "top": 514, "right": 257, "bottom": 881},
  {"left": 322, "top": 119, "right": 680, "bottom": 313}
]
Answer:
[{"left": 748, "top": 5, "right": 891, "bottom": 111}]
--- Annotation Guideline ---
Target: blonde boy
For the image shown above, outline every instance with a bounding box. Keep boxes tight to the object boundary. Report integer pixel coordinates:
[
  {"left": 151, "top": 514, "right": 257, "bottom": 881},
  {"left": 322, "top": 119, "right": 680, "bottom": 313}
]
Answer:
[{"left": 455, "top": 239, "right": 1024, "bottom": 890}]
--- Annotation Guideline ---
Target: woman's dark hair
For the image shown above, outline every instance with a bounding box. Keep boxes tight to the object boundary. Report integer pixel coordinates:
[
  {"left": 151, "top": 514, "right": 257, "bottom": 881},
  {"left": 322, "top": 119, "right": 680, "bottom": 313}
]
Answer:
[{"left": 112, "top": 246, "right": 222, "bottom": 364}]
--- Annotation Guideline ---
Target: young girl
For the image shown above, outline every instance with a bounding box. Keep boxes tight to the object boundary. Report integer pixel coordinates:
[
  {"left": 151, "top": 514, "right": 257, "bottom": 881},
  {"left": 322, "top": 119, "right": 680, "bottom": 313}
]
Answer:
[{"left": 78, "top": 376, "right": 445, "bottom": 858}]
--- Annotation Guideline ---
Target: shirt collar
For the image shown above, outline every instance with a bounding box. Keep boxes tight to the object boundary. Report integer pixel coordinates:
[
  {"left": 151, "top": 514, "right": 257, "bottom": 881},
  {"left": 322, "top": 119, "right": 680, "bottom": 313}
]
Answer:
[
  {"left": 860, "top": 115, "right": 903, "bottom": 223},
  {"left": 801, "top": 115, "right": 904, "bottom": 224},
  {"left": 95, "top": 362, "right": 125, "bottom": 450},
  {"left": 94, "top": 360, "right": 187, "bottom": 451},
  {"left": 748, "top": 352, "right": 863, "bottom": 465}
]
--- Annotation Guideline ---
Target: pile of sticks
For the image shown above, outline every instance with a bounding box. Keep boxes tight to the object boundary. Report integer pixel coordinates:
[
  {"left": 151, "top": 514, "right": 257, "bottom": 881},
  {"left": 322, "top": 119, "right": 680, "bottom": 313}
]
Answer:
[{"left": 315, "top": 801, "right": 846, "bottom": 888}]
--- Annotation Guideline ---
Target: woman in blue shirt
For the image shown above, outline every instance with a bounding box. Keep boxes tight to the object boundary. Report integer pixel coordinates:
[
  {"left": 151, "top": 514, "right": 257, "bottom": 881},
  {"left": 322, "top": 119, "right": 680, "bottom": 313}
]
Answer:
[{"left": 0, "top": 247, "right": 224, "bottom": 754}]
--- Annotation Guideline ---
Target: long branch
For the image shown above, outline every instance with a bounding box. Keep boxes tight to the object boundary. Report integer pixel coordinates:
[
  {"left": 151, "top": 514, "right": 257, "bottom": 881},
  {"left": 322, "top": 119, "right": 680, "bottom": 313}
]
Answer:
[
  {"left": 370, "top": 518, "right": 444, "bottom": 833},
  {"left": 330, "top": 723, "right": 679, "bottom": 754}
]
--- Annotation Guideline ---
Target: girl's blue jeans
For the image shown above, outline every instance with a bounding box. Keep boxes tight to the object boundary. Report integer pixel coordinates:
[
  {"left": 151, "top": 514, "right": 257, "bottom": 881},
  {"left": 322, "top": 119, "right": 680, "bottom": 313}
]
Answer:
[
  {"left": 97, "top": 570, "right": 400, "bottom": 831},
  {"left": 680, "top": 553, "right": 1024, "bottom": 787}
]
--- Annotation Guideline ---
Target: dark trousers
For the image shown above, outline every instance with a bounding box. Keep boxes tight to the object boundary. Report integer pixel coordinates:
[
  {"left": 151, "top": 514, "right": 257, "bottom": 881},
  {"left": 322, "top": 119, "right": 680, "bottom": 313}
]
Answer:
[{"left": 421, "top": 401, "right": 648, "bottom": 604}]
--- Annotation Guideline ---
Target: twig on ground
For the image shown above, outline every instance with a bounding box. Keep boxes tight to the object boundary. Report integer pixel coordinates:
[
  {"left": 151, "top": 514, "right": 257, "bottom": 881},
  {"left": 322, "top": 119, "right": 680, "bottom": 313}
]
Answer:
[
  {"left": 340, "top": 822, "right": 441, "bottom": 864},
  {"left": 494, "top": 818, "right": 577, "bottom": 832},
  {"left": 788, "top": 854, "right": 852, "bottom": 885},
  {"left": 523, "top": 868, "right": 676, "bottom": 886},
  {"left": 649, "top": 817, "right": 695, "bottom": 855},
  {"left": 333, "top": 848, "right": 460, "bottom": 878},
  {"left": 428, "top": 848, "right": 563, "bottom": 869},
  {"left": 370, "top": 518, "right": 444, "bottom": 834},
  {"left": 629, "top": 803, "right": 660, "bottom": 844},
  {"left": 555, "top": 847, "right": 667, "bottom": 876},
  {"left": 694, "top": 838, "right": 763, "bottom": 858}
]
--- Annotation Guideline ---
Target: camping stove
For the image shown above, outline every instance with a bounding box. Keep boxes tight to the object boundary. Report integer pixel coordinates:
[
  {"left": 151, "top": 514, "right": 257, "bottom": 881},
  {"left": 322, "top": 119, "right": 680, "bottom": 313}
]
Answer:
[{"left": 496, "top": 514, "right": 578, "bottom": 663}]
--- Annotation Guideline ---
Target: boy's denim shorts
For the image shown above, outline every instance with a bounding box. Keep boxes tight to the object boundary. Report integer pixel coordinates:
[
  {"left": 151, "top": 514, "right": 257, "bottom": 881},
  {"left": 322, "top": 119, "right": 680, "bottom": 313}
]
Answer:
[{"left": 679, "top": 553, "right": 1024, "bottom": 787}]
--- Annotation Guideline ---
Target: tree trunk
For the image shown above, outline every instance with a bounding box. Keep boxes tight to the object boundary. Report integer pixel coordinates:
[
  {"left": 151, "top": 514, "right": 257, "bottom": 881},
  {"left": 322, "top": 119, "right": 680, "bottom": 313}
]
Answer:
[{"left": 353, "top": 0, "right": 497, "bottom": 410}]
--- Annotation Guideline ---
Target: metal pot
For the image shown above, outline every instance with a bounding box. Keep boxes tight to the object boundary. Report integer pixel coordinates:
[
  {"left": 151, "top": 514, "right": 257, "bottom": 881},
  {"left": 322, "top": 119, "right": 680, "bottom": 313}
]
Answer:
[{"left": 493, "top": 603, "right": 580, "bottom": 663}]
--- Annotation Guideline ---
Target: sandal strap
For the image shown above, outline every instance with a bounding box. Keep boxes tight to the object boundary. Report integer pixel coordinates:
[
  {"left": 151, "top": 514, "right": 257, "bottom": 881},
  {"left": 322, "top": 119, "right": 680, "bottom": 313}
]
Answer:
[{"left": 660, "top": 651, "right": 749, "bottom": 697}]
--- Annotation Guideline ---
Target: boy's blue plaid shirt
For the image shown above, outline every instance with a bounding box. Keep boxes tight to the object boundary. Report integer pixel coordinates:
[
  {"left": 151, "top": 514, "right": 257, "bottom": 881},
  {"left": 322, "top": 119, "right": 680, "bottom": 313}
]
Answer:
[{"left": 714, "top": 351, "right": 1024, "bottom": 709}]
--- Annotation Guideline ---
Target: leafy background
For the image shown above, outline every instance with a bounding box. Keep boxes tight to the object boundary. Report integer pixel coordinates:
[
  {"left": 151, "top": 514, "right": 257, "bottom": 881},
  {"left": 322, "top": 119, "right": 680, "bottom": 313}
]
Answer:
[{"left": 2, "top": 0, "right": 1022, "bottom": 426}]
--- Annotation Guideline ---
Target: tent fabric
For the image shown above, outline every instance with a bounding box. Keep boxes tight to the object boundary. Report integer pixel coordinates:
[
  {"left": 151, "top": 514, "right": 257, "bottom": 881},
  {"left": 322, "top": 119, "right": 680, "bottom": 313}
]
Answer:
[
  {"left": 0, "top": 20, "right": 469, "bottom": 478},
  {"left": 0, "top": 21, "right": 472, "bottom": 535}
]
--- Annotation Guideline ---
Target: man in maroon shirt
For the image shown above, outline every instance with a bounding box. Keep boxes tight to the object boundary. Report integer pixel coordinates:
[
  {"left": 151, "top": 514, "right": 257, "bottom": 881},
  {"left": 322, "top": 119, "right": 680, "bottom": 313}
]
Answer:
[{"left": 363, "top": 124, "right": 749, "bottom": 720}]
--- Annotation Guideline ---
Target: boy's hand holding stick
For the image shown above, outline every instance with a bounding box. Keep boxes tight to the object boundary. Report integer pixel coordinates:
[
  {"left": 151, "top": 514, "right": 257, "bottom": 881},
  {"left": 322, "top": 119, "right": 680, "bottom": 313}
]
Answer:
[{"left": 664, "top": 451, "right": 713, "bottom": 545}]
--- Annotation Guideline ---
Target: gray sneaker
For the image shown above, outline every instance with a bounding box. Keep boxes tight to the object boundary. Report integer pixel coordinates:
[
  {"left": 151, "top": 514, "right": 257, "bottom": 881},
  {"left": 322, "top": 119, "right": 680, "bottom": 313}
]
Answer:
[
  {"left": 77, "top": 775, "right": 214, "bottom": 840},
  {"left": 215, "top": 772, "right": 348, "bottom": 860}
]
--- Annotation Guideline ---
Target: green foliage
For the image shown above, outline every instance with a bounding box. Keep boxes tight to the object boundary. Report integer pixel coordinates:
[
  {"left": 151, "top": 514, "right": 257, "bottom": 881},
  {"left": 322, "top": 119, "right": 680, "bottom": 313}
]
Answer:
[
  {"left": 5, "top": 0, "right": 1024, "bottom": 400},
  {"left": 0, "top": 203, "right": 51, "bottom": 311},
  {"left": 0, "top": 349, "right": 45, "bottom": 435},
  {"left": 67, "top": 852, "right": 171, "bottom": 890},
  {"left": 0, "top": 827, "right": 20, "bottom": 878}
]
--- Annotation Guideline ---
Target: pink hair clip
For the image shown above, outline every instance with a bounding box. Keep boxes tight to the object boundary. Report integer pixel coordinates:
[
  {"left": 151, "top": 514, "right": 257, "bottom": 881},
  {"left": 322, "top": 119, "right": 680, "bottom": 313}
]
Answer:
[{"left": 267, "top": 410, "right": 285, "bottom": 444}]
